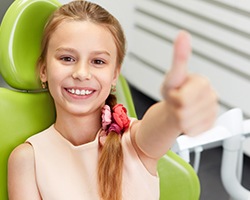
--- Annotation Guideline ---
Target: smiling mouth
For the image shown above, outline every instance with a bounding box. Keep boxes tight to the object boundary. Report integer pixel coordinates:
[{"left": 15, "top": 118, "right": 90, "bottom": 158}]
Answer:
[{"left": 67, "top": 88, "right": 94, "bottom": 96}]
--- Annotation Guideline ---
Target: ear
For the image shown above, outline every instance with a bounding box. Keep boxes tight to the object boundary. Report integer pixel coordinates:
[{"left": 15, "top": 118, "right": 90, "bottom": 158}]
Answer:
[
  {"left": 39, "top": 63, "right": 48, "bottom": 83},
  {"left": 111, "top": 66, "right": 121, "bottom": 86}
]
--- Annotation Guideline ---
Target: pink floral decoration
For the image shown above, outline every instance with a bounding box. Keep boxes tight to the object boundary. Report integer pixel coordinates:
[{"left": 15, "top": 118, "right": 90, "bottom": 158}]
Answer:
[
  {"left": 101, "top": 105, "right": 112, "bottom": 130},
  {"left": 112, "top": 104, "right": 130, "bottom": 131},
  {"left": 108, "top": 123, "right": 122, "bottom": 134},
  {"left": 101, "top": 104, "right": 130, "bottom": 135}
]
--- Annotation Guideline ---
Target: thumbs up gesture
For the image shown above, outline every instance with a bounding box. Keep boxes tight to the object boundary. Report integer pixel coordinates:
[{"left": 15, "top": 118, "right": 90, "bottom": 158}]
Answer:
[{"left": 161, "top": 31, "right": 218, "bottom": 136}]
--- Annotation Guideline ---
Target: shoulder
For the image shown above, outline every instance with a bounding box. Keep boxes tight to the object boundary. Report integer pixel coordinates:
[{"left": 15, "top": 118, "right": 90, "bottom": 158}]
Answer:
[
  {"left": 8, "top": 143, "right": 41, "bottom": 199},
  {"left": 8, "top": 143, "right": 34, "bottom": 169}
]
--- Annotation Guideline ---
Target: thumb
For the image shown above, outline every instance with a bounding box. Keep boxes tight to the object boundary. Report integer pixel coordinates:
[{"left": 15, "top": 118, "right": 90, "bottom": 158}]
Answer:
[{"left": 166, "top": 31, "right": 191, "bottom": 89}]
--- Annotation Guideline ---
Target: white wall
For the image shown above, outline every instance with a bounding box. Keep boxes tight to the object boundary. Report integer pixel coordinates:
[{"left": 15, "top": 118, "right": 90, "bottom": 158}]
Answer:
[{"left": 58, "top": 0, "right": 69, "bottom": 4}]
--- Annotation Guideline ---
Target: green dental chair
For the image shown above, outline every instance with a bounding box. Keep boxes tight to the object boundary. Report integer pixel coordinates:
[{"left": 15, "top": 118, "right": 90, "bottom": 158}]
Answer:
[{"left": 0, "top": 0, "right": 200, "bottom": 199}]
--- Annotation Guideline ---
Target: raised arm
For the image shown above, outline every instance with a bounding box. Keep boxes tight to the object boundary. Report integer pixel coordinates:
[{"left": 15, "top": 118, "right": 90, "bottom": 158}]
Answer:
[{"left": 133, "top": 31, "right": 218, "bottom": 160}]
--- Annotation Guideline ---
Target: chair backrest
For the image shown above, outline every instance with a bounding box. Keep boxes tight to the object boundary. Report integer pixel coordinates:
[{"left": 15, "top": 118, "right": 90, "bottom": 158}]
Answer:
[
  {"left": 158, "top": 151, "right": 200, "bottom": 199},
  {"left": 0, "top": 0, "right": 200, "bottom": 199},
  {"left": 0, "top": 0, "right": 60, "bottom": 199}
]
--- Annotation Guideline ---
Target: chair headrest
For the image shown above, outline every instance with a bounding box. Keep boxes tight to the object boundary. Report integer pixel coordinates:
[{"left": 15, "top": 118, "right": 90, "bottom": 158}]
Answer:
[{"left": 0, "top": 0, "right": 60, "bottom": 90}]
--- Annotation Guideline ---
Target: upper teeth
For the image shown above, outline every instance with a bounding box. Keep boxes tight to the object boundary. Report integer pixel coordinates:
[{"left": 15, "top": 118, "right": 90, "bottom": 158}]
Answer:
[{"left": 68, "top": 89, "right": 93, "bottom": 96}]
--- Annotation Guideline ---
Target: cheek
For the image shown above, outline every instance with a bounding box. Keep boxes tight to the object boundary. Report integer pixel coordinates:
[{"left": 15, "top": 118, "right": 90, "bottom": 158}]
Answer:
[
  {"left": 100, "top": 76, "right": 112, "bottom": 93},
  {"left": 45, "top": 64, "right": 65, "bottom": 93},
  {"left": 101, "top": 70, "right": 116, "bottom": 87},
  {"left": 47, "top": 73, "right": 60, "bottom": 98},
  {"left": 47, "top": 68, "right": 61, "bottom": 86},
  {"left": 96, "top": 71, "right": 115, "bottom": 96},
  {"left": 46, "top": 59, "right": 66, "bottom": 83}
]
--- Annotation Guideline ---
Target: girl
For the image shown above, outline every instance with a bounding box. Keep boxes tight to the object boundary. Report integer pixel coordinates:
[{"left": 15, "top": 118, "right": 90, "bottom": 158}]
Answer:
[{"left": 8, "top": 1, "right": 217, "bottom": 199}]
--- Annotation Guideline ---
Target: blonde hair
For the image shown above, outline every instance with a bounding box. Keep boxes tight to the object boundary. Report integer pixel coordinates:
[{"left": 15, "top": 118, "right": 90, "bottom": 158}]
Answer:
[{"left": 38, "top": 1, "right": 126, "bottom": 199}]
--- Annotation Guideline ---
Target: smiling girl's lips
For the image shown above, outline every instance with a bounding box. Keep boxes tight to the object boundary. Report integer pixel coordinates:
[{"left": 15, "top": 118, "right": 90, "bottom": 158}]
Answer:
[{"left": 65, "top": 87, "right": 95, "bottom": 96}]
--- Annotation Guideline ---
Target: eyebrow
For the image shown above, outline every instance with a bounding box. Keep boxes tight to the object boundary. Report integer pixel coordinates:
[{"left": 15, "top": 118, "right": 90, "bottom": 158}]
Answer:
[
  {"left": 55, "top": 47, "right": 111, "bottom": 57},
  {"left": 90, "top": 50, "right": 111, "bottom": 57},
  {"left": 55, "top": 47, "right": 77, "bottom": 53}
]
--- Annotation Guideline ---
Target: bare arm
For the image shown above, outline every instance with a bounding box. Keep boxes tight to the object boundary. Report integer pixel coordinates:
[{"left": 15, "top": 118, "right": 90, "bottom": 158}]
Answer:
[
  {"left": 8, "top": 143, "right": 41, "bottom": 200},
  {"left": 132, "top": 31, "right": 218, "bottom": 163}
]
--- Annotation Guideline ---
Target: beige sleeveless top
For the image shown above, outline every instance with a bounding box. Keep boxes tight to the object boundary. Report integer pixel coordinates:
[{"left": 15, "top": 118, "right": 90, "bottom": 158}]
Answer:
[{"left": 27, "top": 122, "right": 159, "bottom": 200}]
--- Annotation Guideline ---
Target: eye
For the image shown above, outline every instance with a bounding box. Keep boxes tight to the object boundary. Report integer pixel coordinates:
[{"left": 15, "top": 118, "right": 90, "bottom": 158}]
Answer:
[
  {"left": 60, "top": 56, "right": 75, "bottom": 63},
  {"left": 92, "top": 59, "right": 105, "bottom": 65}
]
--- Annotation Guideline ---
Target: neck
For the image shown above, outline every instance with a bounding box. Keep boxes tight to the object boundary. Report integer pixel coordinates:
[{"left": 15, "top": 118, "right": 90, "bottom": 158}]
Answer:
[{"left": 54, "top": 110, "right": 102, "bottom": 146}]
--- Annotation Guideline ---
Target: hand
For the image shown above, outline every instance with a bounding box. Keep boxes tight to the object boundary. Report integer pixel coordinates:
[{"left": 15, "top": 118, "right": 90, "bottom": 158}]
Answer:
[{"left": 161, "top": 31, "right": 218, "bottom": 136}]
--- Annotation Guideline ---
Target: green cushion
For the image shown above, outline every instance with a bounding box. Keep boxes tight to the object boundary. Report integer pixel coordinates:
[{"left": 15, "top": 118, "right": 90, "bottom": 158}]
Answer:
[
  {"left": 116, "top": 75, "right": 137, "bottom": 118},
  {"left": 0, "top": 0, "right": 60, "bottom": 90},
  {"left": 158, "top": 151, "right": 200, "bottom": 200},
  {"left": 0, "top": 88, "right": 56, "bottom": 199}
]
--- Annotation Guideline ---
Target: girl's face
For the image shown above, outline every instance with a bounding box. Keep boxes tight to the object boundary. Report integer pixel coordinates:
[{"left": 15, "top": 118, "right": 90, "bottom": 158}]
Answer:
[{"left": 40, "top": 20, "right": 119, "bottom": 116}]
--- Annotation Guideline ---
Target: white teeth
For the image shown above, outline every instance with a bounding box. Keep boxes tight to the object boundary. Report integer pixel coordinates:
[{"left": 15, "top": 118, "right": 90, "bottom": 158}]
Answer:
[
  {"left": 86, "top": 90, "right": 92, "bottom": 95},
  {"left": 80, "top": 90, "right": 86, "bottom": 95},
  {"left": 67, "top": 88, "right": 93, "bottom": 96},
  {"left": 75, "top": 89, "right": 81, "bottom": 95}
]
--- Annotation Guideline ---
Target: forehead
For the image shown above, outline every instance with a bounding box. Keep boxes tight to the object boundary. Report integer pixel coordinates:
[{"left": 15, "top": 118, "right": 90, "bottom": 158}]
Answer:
[{"left": 48, "top": 20, "right": 117, "bottom": 56}]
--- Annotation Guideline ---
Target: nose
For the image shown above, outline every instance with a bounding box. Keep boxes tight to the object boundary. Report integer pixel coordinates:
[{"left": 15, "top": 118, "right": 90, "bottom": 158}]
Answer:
[{"left": 72, "top": 62, "right": 92, "bottom": 80}]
